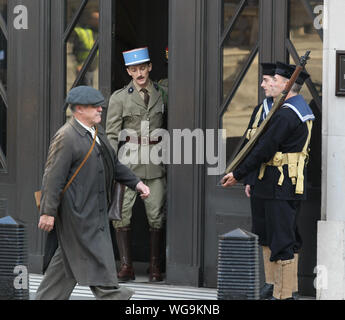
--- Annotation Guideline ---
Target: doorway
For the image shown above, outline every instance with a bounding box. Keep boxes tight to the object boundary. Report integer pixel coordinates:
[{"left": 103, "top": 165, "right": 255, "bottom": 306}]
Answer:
[
  {"left": 48, "top": 0, "right": 168, "bottom": 276},
  {"left": 110, "top": 0, "right": 169, "bottom": 273}
]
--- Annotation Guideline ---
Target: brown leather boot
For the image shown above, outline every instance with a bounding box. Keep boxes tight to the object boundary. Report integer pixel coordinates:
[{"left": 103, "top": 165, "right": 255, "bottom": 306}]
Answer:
[
  {"left": 149, "top": 228, "right": 163, "bottom": 282},
  {"left": 115, "top": 227, "right": 135, "bottom": 282}
]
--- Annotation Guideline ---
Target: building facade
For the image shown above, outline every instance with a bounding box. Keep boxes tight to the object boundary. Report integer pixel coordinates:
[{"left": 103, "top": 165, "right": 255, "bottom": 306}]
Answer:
[{"left": 0, "top": 0, "right": 335, "bottom": 298}]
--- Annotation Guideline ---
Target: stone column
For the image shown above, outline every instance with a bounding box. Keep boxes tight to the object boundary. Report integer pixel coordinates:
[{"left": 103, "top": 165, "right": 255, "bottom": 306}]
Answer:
[{"left": 318, "top": 0, "right": 345, "bottom": 300}]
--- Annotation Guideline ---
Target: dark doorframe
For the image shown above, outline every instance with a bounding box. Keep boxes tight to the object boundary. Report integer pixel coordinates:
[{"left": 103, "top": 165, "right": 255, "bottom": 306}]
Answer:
[
  {"left": 50, "top": 0, "right": 114, "bottom": 134},
  {"left": 165, "top": 0, "right": 207, "bottom": 287},
  {"left": 0, "top": 0, "right": 52, "bottom": 273}
]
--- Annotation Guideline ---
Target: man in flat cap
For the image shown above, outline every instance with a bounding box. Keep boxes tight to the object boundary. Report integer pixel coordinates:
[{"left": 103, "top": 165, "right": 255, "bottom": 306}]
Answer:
[
  {"left": 36, "top": 86, "right": 150, "bottom": 300},
  {"left": 106, "top": 47, "right": 167, "bottom": 283},
  {"left": 222, "top": 62, "right": 315, "bottom": 300}
]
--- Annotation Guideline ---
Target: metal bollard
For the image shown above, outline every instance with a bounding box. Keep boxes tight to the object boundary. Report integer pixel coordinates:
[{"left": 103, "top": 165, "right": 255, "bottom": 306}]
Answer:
[
  {"left": 0, "top": 216, "right": 29, "bottom": 300},
  {"left": 217, "top": 228, "right": 259, "bottom": 300}
]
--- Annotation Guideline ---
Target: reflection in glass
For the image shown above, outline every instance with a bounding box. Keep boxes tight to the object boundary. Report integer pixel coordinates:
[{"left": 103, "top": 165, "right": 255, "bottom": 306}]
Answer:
[
  {"left": 223, "top": 0, "right": 241, "bottom": 30},
  {"left": 0, "top": 96, "right": 6, "bottom": 158},
  {"left": 222, "top": 54, "right": 259, "bottom": 164},
  {"left": 66, "top": 0, "right": 99, "bottom": 90},
  {"left": 289, "top": 0, "right": 323, "bottom": 188},
  {"left": 0, "top": 0, "right": 7, "bottom": 22},
  {"left": 289, "top": 0, "right": 323, "bottom": 101},
  {"left": 0, "top": 29, "right": 7, "bottom": 89},
  {"left": 66, "top": 0, "right": 99, "bottom": 120},
  {"left": 66, "top": 0, "right": 82, "bottom": 28},
  {"left": 0, "top": 0, "right": 6, "bottom": 164},
  {"left": 222, "top": 1, "right": 259, "bottom": 100}
]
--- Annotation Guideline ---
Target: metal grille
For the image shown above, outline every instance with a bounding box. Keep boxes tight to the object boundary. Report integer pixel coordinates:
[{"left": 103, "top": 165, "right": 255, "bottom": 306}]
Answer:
[
  {"left": 0, "top": 216, "right": 29, "bottom": 300},
  {"left": 217, "top": 228, "right": 259, "bottom": 300}
]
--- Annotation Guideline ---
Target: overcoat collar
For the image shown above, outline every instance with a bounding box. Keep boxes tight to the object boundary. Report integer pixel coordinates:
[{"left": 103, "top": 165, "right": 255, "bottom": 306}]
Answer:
[
  {"left": 70, "top": 117, "right": 89, "bottom": 136},
  {"left": 70, "top": 117, "right": 106, "bottom": 138},
  {"left": 70, "top": 117, "right": 116, "bottom": 169}
]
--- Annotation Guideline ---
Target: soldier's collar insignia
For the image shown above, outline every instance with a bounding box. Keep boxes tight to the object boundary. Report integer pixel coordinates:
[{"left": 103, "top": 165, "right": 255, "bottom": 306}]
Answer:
[
  {"left": 153, "top": 83, "right": 159, "bottom": 91},
  {"left": 128, "top": 87, "right": 134, "bottom": 94}
]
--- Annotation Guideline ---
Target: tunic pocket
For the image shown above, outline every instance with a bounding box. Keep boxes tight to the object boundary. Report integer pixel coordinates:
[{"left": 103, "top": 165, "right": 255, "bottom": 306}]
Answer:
[{"left": 123, "top": 110, "right": 142, "bottom": 130}]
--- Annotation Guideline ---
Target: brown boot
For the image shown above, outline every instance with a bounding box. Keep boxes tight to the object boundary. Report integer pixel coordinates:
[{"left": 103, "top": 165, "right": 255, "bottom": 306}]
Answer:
[
  {"left": 149, "top": 228, "right": 163, "bottom": 282},
  {"left": 115, "top": 227, "right": 135, "bottom": 282}
]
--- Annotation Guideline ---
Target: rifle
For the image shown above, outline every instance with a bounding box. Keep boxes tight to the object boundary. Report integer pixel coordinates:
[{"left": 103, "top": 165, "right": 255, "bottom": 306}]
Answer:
[{"left": 224, "top": 51, "right": 311, "bottom": 174}]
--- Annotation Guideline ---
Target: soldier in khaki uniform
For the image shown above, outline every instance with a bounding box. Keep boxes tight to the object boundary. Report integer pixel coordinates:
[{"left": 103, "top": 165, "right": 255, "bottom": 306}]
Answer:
[{"left": 106, "top": 47, "right": 167, "bottom": 282}]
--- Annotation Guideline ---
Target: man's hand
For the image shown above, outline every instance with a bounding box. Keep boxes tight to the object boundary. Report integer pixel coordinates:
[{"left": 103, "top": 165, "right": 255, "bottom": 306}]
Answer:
[
  {"left": 221, "top": 172, "right": 238, "bottom": 187},
  {"left": 136, "top": 181, "right": 150, "bottom": 199},
  {"left": 38, "top": 215, "right": 55, "bottom": 232},
  {"left": 245, "top": 184, "right": 251, "bottom": 198}
]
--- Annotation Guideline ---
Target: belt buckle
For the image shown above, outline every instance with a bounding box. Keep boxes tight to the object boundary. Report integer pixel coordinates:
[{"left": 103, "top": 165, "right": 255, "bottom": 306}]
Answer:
[{"left": 141, "top": 136, "right": 149, "bottom": 146}]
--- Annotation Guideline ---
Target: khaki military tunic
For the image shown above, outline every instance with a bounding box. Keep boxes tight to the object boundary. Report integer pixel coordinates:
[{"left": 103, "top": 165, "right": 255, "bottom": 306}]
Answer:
[
  {"left": 106, "top": 80, "right": 167, "bottom": 179},
  {"left": 106, "top": 80, "right": 168, "bottom": 229}
]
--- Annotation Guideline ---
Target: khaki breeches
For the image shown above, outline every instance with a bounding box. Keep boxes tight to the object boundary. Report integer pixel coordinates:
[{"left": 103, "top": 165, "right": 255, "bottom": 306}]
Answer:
[{"left": 113, "top": 177, "right": 166, "bottom": 229}]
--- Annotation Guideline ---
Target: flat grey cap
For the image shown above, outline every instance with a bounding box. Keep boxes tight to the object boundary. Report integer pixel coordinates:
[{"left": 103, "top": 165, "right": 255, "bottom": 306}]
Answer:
[{"left": 66, "top": 86, "right": 105, "bottom": 107}]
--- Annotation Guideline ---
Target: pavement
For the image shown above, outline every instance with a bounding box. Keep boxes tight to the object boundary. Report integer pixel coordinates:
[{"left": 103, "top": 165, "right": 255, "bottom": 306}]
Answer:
[
  {"left": 29, "top": 274, "right": 315, "bottom": 300},
  {"left": 29, "top": 273, "right": 218, "bottom": 300}
]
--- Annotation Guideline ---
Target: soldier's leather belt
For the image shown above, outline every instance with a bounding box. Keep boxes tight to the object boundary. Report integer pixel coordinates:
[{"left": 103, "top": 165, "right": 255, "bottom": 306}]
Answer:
[{"left": 125, "top": 136, "right": 162, "bottom": 145}]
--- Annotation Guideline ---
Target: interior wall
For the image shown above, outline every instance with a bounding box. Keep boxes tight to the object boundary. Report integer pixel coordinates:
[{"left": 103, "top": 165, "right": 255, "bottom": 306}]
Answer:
[{"left": 112, "top": 0, "right": 169, "bottom": 91}]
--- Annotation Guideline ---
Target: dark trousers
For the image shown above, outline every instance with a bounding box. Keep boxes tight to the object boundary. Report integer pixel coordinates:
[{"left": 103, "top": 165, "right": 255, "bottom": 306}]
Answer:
[{"left": 251, "top": 196, "right": 302, "bottom": 262}]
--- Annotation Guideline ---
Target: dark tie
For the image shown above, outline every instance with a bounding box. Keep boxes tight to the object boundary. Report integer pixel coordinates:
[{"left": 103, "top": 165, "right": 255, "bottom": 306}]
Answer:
[{"left": 140, "top": 88, "right": 150, "bottom": 107}]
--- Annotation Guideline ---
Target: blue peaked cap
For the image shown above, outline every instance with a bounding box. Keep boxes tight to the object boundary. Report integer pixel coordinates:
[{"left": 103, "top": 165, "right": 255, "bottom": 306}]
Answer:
[{"left": 123, "top": 47, "right": 150, "bottom": 66}]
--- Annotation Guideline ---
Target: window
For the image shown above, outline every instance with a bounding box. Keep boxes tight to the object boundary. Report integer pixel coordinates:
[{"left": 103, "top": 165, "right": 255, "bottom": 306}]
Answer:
[
  {"left": 65, "top": 0, "right": 99, "bottom": 120},
  {"left": 288, "top": 0, "right": 323, "bottom": 107},
  {"left": 220, "top": 0, "right": 259, "bottom": 164},
  {"left": 288, "top": 0, "right": 323, "bottom": 188},
  {"left": 0, "top": 0, "right": 7, "bottom": 171}
]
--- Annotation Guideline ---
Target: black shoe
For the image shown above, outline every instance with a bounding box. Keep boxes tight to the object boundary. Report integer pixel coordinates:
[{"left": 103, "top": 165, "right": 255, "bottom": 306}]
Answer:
[
  {"left": 260, "top": 283, "right": 273, "bottom": 300},
  {"left": 292, "top": 292, "right": 299, "bottom": 300},
  {"left": 268, "top": 296, "right": 294, "bottom": 300}
]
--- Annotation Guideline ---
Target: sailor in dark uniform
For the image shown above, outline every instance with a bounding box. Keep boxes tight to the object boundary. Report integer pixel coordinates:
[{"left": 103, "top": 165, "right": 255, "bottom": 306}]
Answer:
[
  {"left": 242, "top": 63, "right": 275, "bottom": 299},
  {"left": 222, "top": 62, "right": 315, "bottom": 300}
]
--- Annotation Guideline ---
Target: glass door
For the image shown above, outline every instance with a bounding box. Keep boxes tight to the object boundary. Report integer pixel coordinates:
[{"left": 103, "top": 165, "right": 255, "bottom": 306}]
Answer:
[
  {"left": 0, "top": 0, "right": 7, "bottom": 174},
  {"left": 49, "top": 0, "right": 113, "bottom": 136}
]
